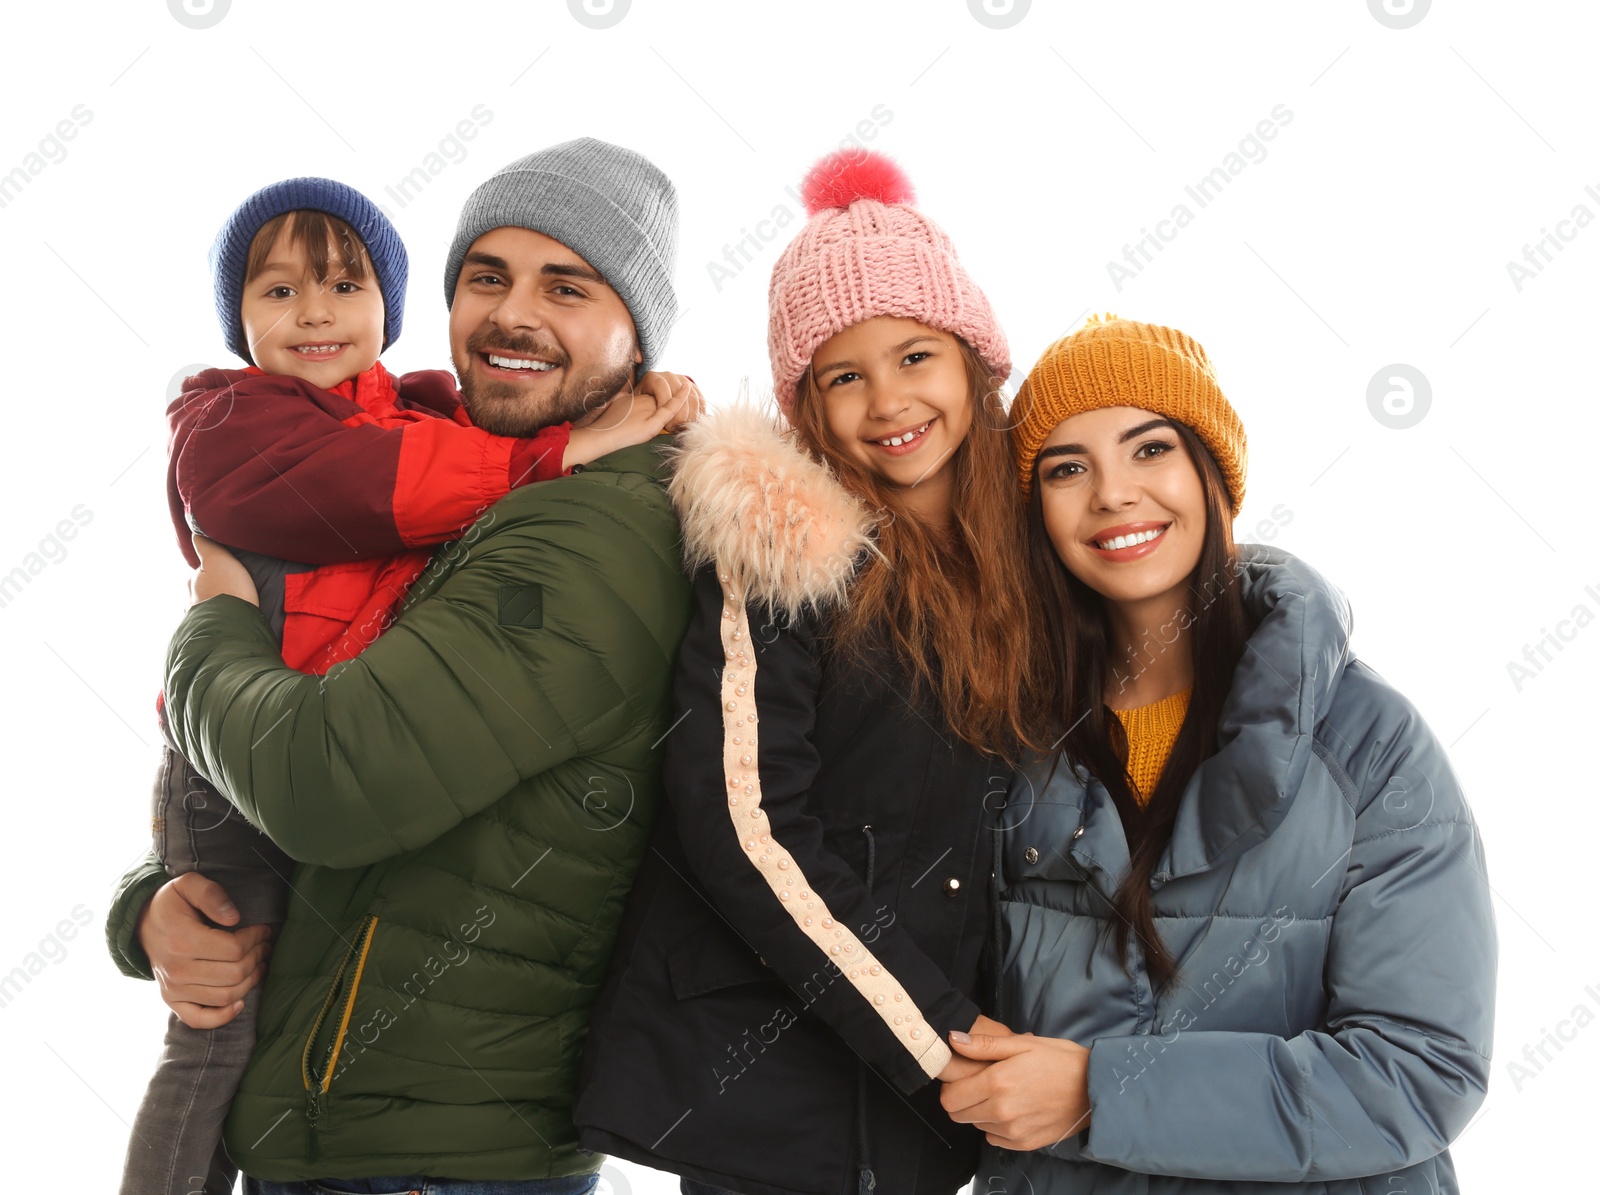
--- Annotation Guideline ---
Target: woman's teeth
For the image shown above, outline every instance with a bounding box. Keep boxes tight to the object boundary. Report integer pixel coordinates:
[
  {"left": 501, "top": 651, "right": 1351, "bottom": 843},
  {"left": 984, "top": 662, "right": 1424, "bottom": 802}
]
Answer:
[
  {"left": 488, "top": 353, "right": 556, "bottom": 372},
  {"left": 877, "top": 421, "right": 932, "bottom": 448},
  {"left": 1097, "top": 526, "right": 1166, "bottom": 550}
]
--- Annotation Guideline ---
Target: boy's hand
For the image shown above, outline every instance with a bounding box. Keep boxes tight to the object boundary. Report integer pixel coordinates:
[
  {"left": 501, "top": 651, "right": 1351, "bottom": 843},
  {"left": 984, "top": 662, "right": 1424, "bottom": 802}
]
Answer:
[
  {"left": 189, "top": 534, "right": 259, "bottom": 607},
  {"left": 632, "top": 371, "right": 704, "bottom": 433},
  {"left": 564, "top": 371, "right": 703, "bottom": 471}
]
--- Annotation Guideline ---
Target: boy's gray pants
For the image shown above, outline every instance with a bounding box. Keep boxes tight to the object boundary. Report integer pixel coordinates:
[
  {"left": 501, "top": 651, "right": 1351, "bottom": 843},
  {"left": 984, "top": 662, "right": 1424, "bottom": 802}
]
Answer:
[{"left": 119, "top": 744, "right": 293, "bottom": 1195}]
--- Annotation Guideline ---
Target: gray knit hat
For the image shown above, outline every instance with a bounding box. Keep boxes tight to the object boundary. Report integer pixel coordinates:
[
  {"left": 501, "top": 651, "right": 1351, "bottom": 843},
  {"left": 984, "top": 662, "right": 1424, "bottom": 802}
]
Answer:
[{"left": 444, "top": 137, "right": 679, "bottom": 374}]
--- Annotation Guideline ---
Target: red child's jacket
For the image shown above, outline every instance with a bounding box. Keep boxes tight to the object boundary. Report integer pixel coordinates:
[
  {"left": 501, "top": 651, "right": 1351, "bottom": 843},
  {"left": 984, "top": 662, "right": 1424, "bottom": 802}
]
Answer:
[{"left": 166, "top": 361, "right": 570, "bottom": 674}]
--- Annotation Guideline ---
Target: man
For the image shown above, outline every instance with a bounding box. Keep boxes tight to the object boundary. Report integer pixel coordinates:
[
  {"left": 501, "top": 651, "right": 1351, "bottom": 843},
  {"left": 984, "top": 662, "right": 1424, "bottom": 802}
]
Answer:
[{"left": 105, "top": 138, "right": 693, "bottom": 1192}]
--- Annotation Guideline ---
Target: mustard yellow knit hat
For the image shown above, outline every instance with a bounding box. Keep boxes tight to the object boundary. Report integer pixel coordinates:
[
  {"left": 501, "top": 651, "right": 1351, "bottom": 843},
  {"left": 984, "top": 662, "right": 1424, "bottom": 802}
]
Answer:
[{"left": 1013, "top": 314, "right": 1246, "bottom": 513}]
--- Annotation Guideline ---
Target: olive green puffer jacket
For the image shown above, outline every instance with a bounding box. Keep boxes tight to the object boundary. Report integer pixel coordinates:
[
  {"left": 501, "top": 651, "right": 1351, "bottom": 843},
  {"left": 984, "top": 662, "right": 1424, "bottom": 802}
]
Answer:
[{"left": 105, "top": 439, "right": 691, "bottom": 1181}]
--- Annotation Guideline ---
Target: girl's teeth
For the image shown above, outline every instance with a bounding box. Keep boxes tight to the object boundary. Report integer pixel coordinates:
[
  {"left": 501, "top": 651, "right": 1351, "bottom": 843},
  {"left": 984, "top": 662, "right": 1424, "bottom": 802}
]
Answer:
[{"left": 880, "top": 421, "right": 931, "bottom": 447}]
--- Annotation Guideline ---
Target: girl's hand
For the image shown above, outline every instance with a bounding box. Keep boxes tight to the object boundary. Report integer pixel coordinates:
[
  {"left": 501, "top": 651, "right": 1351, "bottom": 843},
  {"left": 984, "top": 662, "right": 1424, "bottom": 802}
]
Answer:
[
  {"left": 189, "top": 534, "right": 259, "bottom": 607},
  {"left": 938, "top": 1012, "right": 1014, "bottom": 1082},
  {"left": 564, "top": 371, "right": 703, "bottom": 470},
  {"left": 939, "top": 1031, "right": 1092, "bottom": 1151}
]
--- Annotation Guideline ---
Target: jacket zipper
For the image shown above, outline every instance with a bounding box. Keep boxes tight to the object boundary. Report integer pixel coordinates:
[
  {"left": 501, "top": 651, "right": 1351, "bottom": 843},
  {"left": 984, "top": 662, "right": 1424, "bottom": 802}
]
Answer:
[
  {"left": 855, "top": 825, "right": 877, "bottom": 1194},
  {"left": 301, "top": 914, "right": 379, "bottom": 1143}
]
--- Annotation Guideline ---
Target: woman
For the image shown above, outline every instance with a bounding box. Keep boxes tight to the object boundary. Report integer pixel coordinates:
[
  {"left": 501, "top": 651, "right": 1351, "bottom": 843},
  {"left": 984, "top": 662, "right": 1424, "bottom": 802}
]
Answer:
[
  {"left": 941, "top": 315, "right": 1496, "bottom": 1193},
  {"left": 575, "top": 151, "right": 1044, "bottom": 1194}
]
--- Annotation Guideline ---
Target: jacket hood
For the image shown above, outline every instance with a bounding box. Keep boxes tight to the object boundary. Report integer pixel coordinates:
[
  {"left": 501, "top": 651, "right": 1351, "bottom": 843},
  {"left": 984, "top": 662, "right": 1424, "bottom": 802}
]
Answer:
[
  {"left": 666, "top": 403, "right": 878, "bottom": 619},
  {"left": 1161, "top": 542, "right": 1355, "bottom": 879}
]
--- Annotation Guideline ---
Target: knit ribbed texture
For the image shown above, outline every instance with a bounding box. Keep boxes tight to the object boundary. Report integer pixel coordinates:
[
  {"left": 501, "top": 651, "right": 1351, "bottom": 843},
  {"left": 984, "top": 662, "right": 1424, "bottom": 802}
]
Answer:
[
  {"left": 209, "top": 177, "right": 408, "bottom": 364},
  {"left": 1012, "top": 314, "right": 1246, "bottom": 512},
  {"left": 443, "top": 138, "right": 679, "bottom": 375},
  {"left": 768, "top": 151, "right": 1008, "bottom": 412},
  {"left": 1113, "top": 687, "right": 1191, "bottom": 806}
]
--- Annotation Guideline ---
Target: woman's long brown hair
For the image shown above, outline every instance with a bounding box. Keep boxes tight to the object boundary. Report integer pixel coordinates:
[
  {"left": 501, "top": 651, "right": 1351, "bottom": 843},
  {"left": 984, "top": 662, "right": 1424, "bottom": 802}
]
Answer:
[
  {"left": 789, "top": 336, "right": 1048, "bottom": 763},
  {"left": 1023, "top": 421, "right": 1251, "bottom": 988}
]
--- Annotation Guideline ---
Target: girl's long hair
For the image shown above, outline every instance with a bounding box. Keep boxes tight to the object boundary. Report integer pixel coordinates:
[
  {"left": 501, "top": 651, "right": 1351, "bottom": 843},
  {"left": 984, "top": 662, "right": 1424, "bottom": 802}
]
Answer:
[
  {"left": 789, "top": 336, "right": 1048, "bottom": 763},
  {"left": 1023, "top": 421, "right": 1251, "bottom": 988}
]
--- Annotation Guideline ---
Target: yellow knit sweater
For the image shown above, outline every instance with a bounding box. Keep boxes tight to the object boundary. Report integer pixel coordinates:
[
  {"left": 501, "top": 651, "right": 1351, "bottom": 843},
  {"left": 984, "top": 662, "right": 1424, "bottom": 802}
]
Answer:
[{"left": 1112, "top": 688, "right": 1192, "bottom": 806}]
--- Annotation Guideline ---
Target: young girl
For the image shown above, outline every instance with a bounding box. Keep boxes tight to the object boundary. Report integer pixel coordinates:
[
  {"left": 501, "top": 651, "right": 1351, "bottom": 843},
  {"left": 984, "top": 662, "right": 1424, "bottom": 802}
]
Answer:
[
  {"left": 942, "top": 315, "right": 1496, "bottom": 1194},
  {"left": 122, "top": 177, "right": 693, "bottom": 1195},
  {"left": 574, "top": 151, "right": 1044, "bottom": 1194}
]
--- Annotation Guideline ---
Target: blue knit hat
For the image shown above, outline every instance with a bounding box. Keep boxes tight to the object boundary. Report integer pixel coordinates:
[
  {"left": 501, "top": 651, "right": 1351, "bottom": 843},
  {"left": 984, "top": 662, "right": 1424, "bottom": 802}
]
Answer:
[{"left": 209, "top": 177, "right": 407, "bottom": 363}]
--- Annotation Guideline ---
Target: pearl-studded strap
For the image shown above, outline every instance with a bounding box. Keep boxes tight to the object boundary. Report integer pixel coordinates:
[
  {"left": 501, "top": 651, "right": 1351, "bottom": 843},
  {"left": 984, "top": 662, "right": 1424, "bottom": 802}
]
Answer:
[{"left": 715, "top": 569, "right": 953, "bottom": 1080}]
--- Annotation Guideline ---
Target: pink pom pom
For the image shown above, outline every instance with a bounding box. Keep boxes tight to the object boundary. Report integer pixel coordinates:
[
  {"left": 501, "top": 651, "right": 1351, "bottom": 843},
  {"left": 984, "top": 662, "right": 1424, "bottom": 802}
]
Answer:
[{"left": 799, "top": 150, "right": 915, "bottom": 215}]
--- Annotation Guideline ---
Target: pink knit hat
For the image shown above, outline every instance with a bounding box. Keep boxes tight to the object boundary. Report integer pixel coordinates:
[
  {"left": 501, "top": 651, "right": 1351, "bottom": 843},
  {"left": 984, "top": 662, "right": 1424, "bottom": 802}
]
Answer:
[{"left": 768, "top": 150, "right": 1010, "bottom": 413}]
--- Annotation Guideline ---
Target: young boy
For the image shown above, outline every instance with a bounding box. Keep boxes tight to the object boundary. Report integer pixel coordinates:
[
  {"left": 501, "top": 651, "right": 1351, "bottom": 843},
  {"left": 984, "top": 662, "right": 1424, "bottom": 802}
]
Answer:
[{"left": 121, "top": 177, "right": 695, "bottom": 1195}]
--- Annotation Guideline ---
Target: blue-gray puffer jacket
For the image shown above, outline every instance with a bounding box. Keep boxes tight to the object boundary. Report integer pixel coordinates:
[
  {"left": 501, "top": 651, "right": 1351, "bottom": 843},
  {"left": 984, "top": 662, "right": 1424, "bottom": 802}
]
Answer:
[{"left": 981, "top": 544, "right": 1495, "bottom": 1194}]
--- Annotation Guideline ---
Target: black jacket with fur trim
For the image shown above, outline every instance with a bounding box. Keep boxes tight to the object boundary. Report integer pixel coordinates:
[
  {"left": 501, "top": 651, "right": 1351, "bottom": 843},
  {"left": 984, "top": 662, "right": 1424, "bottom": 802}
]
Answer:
[{"left": 575, "top": 406, "right": 998, "bottom": 1195}]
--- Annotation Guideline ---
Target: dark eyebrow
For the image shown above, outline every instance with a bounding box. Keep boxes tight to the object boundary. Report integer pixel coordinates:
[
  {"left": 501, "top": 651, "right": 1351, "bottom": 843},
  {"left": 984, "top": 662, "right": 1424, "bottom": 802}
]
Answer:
[
  {"left": 1036, "top": 418, "right": 1178, "bottom": 463},
  {"left": 461, "top": 252, "right": 605, "bottom": 286},
  {"left": 815, "top": 335, "right": 941, "bottom": 377},
  {"left": 1118, "top": 417, "right": 1177, "bottom": 443},
  {"left": 542, "top": 262, "right": 605, "bottom": 284},
  {"left": 1036, "top": 444, "right": 1083, "bottom": 462}
]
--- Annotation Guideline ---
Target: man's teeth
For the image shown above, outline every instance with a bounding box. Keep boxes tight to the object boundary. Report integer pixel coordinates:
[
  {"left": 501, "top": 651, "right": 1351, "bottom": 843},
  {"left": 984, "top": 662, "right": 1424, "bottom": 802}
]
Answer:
[
  {"left": 488, "top": 353, "right": 556, "bottom": 371},
  {"left": 877, "top": 421, "right": 932, "bottom": 448},
  {"left": 1098, "top": 527, "right": 1166, "bottom": 550},
  {"left": 294, "top": 344, "right": 343, "bottom": 355}
]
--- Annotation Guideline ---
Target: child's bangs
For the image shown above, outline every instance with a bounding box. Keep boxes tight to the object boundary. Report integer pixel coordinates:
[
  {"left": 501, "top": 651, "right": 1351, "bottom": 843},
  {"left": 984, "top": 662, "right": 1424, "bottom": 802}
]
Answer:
[{"left": 243, "top": 210, "right": 374, "bottom": 286}]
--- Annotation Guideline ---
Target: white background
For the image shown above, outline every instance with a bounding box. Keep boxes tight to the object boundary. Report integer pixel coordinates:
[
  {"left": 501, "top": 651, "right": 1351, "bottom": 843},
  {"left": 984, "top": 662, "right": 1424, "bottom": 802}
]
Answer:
[{"left": 0, "top": 0, "right": 1594, "bottom": 1189}]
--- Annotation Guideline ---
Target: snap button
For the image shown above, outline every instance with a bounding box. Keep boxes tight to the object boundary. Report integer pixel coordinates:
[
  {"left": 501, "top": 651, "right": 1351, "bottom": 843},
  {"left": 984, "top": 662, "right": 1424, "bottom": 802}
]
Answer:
[
  {"left": 1023, "top": 847, "right": 1039, "bottom": 864},
  {"left": 942, "top": 876, "right": 961, "bottom": 896},
  {"left": 1072, "top": 825, "right": 1086, "bottom": 840},
  {"left": 569, "top": 462, "right": 586, "bottom": 474}
]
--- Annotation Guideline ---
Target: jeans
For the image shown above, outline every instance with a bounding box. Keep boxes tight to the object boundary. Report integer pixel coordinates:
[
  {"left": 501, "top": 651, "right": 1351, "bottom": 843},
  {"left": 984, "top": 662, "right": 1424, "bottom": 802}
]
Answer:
[{"left": 246, "top": 1175, "right": 600, "bottom": 1195}]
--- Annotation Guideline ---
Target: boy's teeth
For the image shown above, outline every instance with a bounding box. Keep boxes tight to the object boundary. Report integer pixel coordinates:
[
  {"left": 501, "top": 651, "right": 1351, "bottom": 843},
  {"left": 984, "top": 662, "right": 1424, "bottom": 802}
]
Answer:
[
  {"left": 488, "top": 353, "right": 555, "bottom": 371},
  {"left": 295, "top": 344, "right": 342, "bottom": 355}
]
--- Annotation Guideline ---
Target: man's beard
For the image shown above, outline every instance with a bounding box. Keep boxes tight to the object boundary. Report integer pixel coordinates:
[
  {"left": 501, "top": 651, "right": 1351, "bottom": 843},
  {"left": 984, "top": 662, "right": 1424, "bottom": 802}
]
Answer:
[{"left": 458, "top": 332, "right": 634, "bottom": 437}]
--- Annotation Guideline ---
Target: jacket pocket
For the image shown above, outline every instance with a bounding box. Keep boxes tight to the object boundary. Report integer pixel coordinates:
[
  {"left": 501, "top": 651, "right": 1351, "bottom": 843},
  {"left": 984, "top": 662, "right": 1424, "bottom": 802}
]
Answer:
[
  {"left": 667, "top": 925, "right": 777, "bottom": 1000},
  {"left": 282, "top": 562, "right": 389, "bottom": 623},
  {"left": 822, "top": 826, "right": 870, "bottom": 885},
  {"left": 301, "top": 913, "right": 379, "bottom": 1125}
]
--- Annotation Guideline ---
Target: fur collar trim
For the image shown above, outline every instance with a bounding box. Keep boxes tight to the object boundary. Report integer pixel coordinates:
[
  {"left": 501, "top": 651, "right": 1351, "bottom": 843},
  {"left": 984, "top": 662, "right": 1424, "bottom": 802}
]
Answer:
[{"left": 667, "top": 404, "right": 877, "bottom": 619}]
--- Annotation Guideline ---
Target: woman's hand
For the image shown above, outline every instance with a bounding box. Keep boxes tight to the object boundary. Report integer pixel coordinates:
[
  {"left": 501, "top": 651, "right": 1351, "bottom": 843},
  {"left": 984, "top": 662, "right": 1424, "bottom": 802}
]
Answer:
[
  {"left": 136, "top": 872, "right": 272, "bottom": 1028},
  {"left": 189, "top": 534, "right": 259, "bottom": 607},
  {"left": 939, "top": 1031, "right": 1092, "bottom": 1150}
]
